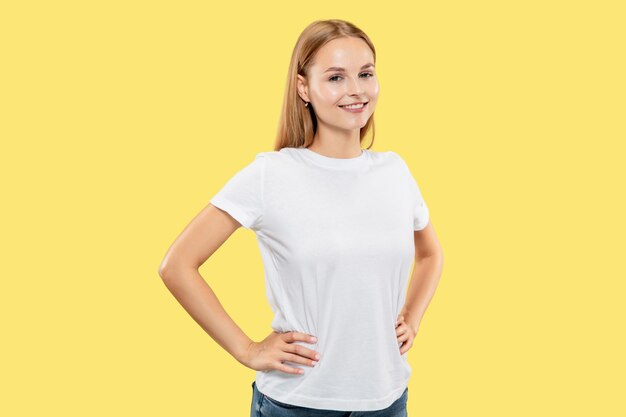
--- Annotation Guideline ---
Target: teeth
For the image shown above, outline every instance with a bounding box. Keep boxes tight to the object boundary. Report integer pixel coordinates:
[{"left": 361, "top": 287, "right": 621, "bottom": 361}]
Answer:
[{"left": 340, "top": 103, "right": 365, "bottom": 109}]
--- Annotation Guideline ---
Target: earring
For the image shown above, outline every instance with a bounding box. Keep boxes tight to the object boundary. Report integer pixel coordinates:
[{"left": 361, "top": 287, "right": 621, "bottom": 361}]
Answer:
[{"left": 305, "top": 101, "right": 309, "bottom": 107}]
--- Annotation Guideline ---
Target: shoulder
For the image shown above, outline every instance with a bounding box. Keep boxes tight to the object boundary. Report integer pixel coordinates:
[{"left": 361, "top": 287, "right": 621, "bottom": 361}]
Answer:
[
  {"left": 255, "top": 150, "right": 280, "bottom": 159},
  {"left": 257, "top": 148, "right": 306, "bottom": 168},
  {"left": 366, "top": 149, "right": 407, "bottom": 172},
  {"left": 242, "top": 150, "right": 283, "bottom": 167},
  {"left": 384, "top": 150, "right": 412, "bottom": 172},
  {"left": 384, "top": 150, "right": 405, "bottom": 164},
  {"left": 366, "top": 149, "right": 402, "bottom": 162},
  {"left": 252, "top": 150, "right": 283, "bottom": 170}
]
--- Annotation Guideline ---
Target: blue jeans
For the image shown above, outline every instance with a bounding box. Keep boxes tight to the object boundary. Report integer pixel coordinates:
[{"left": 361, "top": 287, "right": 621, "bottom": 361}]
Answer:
[{"left": 250, "top": 381, "right": 408, "bottom": 417}]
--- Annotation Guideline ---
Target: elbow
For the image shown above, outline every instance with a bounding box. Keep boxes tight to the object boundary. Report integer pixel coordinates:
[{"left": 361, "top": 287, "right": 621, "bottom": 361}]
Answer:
[
  {"left": 158, "top": 261, "right": 171, "bottom": 280},
  {"left": 435, "top": 248, "right": 444, "bottom": 274},
  {"left": 158, "top": 259, "right": 182, "bottom": 281},
  {"left": 158, "top": 250, "right": 181, "bottom": 280},
  {"left": 434, "top": 246, "right": 444, "bottom": 265},
  {"left": 416, "top": 247, "right": 444, "bottom": 265},
  {"left": 158, "top": 258, "right": 200, "bottom": 281}
]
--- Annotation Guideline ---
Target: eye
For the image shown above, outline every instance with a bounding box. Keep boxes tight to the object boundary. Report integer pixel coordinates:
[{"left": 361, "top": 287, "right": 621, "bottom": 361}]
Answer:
[{"left": 329, "top": 72, "right": 375, "bottom": 82}]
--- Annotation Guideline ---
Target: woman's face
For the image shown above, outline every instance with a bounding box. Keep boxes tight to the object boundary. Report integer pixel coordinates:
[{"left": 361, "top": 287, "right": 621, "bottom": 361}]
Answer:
[{"left": 298, "top": 37, "right": 379, "bottom": 131}]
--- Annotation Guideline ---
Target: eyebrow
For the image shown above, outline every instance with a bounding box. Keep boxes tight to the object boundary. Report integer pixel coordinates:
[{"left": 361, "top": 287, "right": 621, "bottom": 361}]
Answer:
[{"left": 324, "top": 63, "right": 375, "bottom": 73}]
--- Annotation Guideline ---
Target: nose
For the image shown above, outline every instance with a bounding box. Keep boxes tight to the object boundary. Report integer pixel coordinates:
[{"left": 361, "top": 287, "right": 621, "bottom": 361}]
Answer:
[{"left": 346, "top": 74, "right": 365, "bottom": 96}]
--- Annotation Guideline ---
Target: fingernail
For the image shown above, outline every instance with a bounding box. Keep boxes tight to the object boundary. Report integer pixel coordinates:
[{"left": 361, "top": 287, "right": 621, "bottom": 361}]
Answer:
[{"left": 310, "top": 336, "right": 317, "bottom": 342}]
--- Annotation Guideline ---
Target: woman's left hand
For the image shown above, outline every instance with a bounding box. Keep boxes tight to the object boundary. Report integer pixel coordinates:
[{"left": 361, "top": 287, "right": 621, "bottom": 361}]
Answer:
[{"left": 395, "top": 315, "right": 417, "bottom": 355}]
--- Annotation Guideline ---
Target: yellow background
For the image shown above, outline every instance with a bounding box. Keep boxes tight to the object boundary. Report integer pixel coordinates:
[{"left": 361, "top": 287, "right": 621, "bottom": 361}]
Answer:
[{"left": 2, "top": 1, "right": 624, "bottom": 415}]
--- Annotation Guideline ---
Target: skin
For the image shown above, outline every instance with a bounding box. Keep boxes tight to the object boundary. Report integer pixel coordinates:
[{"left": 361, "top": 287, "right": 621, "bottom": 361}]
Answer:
[
  {"left": 158, "top": 36, "right": 444, "bottom": 376},
  {"left": 158, "top": 205, "right": 319, "bottom": 376},
  {"left": 296, "top": 36, "right": 379, "bottom": 159},
  {"left": 396, "top": 226, "right": 444, "bottom": 355}
]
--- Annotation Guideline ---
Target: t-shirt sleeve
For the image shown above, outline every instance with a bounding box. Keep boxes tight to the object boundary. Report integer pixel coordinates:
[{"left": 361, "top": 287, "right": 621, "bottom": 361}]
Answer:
[
  {"left": 393, "top": 152, "right": 430, "bottom": 231},
  {"left": 209, "top": 153, "right": 266, "bottom": 231}
]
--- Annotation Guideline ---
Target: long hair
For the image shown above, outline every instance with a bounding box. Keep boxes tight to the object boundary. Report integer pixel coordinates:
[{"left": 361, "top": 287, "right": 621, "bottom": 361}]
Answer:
[{"left": 274, "top": 19, "right": 377, "bottom": 152}]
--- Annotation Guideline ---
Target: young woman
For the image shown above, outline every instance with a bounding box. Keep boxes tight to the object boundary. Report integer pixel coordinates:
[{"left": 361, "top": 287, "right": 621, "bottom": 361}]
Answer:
[{"left": 159, "top": 19, "right": 444, "bottom": 416}]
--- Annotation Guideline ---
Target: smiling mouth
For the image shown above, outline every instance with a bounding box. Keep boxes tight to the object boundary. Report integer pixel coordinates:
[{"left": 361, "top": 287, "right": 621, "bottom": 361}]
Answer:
[{"left": 339, "top": 102, "right": 368, "bottom": 109}]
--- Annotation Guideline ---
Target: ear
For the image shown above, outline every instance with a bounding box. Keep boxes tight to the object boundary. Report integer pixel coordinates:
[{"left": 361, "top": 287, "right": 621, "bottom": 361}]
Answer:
[{"left": 296, "top": 74, "right": 309, "bottom": 103}]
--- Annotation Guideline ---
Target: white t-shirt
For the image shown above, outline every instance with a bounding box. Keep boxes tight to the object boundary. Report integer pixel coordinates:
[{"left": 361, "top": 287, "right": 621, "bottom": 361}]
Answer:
[{"left": 209, "top": 146, "right": 430, "bottom": 411}]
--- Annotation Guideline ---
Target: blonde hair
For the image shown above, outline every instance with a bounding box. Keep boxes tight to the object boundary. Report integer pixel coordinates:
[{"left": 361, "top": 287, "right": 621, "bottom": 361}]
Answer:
[{"left": 274, "top": 19, "right": 377, "bottom": 152}]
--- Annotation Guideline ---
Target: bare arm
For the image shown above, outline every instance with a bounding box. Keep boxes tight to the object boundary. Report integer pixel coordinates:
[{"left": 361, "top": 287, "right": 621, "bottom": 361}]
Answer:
[
  {"left": 399, "top": 219, "right": 445, "bottom": 334},
  {"left": 158, "top": 203, "right": 253, "bottom": 365}
]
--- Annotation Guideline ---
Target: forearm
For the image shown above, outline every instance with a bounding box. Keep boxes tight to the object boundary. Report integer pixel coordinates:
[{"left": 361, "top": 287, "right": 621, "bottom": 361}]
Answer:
[
  {"left": 160, "top": 266, "right": 253, "bottom": 365},
  {"left": 400, "top": 253, "right": 444, "bottom": 334}
]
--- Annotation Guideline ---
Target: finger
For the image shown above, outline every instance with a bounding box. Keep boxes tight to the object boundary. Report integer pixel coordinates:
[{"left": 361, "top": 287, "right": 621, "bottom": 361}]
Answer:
[
  {"left": 284, "top": 340, "right": 321, "bottom": 362},
  {"left": 276, "top": 362, "right": 306, "bottom": 375},
  {"left": 285, "top": 331, "right": 318, "bottom": 344},
  {"left": 396, "top": 324, "right": 407, "bottom": 336},
  {"left": 399, "top": 339, "right": 412, "bottom": 354},
  {"left": 283, "top": 344, "right": 320, "bottom": 364},
  {"left": 282, "top": 351, "right": 319, "bottom": 368},
  {"left": 402, "top": 341, "right": 413, "bottom": 355},
  {"left": 397, "top": 332, "right": 411, "bottom": 343}
]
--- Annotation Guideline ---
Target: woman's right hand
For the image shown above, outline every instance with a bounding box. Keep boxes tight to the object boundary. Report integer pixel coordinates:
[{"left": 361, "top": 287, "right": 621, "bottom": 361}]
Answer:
[{"left": 243, "top": 331, "right": 321, "bottom": 375}]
